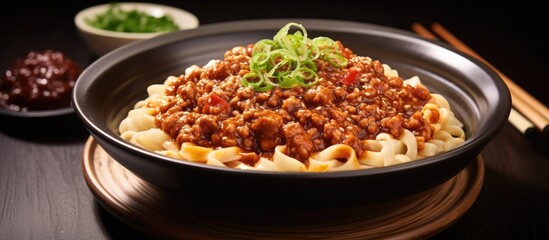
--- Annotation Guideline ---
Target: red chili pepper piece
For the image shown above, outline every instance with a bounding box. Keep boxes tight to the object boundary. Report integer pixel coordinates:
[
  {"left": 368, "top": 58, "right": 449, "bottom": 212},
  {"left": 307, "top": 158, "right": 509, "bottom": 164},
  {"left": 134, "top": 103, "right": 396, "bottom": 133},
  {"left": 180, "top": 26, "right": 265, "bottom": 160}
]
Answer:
[
  {"left": 342, "top": 69, "right": 359, "bottom": 86},
  {"left": 207, "top": 93, "right": 231, "bottom": 114}
]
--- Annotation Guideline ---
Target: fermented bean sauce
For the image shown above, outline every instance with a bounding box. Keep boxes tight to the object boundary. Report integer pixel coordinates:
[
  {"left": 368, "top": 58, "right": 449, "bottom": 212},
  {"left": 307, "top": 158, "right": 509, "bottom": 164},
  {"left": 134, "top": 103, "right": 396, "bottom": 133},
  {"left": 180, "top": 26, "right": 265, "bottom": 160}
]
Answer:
[
  {"left": 155, "top": 44, "right": 432, "bottom": 163},
  {"left": 0, "top": 50, "right": 81, "bottom": 112}
]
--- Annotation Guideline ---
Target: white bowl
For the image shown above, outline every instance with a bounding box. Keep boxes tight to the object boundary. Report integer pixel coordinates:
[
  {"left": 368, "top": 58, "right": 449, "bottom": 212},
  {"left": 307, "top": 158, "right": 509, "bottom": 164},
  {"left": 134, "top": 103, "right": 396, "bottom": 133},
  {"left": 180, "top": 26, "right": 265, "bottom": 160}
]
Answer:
[{"left": 74, "top": 2, "right": 199, "bottom": 56}]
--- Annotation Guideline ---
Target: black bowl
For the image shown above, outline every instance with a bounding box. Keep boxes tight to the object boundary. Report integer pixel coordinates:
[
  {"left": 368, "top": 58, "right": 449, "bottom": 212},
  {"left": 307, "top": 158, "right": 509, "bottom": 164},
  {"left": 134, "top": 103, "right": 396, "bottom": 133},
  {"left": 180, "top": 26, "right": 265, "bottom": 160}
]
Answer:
[{"left": 72, "top": 19, "right": 511, "bottom": 207}]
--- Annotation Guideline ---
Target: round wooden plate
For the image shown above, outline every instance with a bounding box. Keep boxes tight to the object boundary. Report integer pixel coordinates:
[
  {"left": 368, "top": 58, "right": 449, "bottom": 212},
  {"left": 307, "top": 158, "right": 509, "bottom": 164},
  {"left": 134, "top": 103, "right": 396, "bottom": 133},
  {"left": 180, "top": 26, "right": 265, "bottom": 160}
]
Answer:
[{"left": 82, "top": 137, "right": 484, "bottom": 239}]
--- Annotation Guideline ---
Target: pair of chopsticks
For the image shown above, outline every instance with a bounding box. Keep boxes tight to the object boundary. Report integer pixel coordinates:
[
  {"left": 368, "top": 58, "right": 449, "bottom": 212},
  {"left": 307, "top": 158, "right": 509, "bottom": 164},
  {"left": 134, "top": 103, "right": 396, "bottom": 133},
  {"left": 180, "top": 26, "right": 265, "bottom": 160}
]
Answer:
[{"left": 412, "top": 22, "right": 549, "bottom": 137}]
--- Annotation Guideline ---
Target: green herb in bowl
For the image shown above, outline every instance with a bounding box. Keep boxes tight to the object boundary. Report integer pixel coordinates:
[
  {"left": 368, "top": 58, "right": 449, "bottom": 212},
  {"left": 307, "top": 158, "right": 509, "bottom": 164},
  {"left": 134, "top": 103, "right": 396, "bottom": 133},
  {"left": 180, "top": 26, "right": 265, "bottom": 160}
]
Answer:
[{"left": 85, "top": 3, "right": 180, "bottom": 33}]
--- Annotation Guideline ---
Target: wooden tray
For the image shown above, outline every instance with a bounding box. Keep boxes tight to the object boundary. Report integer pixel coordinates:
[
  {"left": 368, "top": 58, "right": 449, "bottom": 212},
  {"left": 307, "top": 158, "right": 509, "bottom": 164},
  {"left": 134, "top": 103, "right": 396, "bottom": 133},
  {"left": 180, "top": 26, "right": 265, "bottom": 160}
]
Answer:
[{"left": 82, "top": 137, "right": 484, "bottom": 239}]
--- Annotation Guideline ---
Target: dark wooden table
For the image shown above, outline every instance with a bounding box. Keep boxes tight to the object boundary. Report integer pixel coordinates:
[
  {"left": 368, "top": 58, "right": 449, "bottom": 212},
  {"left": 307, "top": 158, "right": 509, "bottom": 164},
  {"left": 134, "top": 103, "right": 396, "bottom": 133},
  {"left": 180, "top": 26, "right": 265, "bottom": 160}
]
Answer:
[{"left": 1, "top": 1, "right": 548, "bottom": 239}]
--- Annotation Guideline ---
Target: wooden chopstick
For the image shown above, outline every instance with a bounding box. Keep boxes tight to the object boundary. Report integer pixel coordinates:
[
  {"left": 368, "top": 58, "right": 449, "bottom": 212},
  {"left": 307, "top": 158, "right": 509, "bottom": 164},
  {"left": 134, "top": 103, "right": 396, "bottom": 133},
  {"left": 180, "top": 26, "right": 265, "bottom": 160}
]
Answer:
[
  {"left": 509, "top": 108, "right": 537, "bottom": 136},
  {"left": 429, "top": 23, "right": 549, "bottom": 134},
  {"left": 411, "top": 22, "right": 540, "bottom": 136},
  {"left": 411, "top": 23, "right": 438, "bottom": 41}
]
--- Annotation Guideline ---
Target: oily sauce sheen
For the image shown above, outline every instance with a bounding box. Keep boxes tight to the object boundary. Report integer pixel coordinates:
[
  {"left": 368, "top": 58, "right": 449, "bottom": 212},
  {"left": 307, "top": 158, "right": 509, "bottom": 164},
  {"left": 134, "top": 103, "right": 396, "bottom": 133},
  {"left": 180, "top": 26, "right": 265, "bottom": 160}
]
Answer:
[
  {"left": 155, "top": 44, "right": 433, "bottom": 163},
  {"left": 0, "top": 50, "right": 81, "bottom": 112}
]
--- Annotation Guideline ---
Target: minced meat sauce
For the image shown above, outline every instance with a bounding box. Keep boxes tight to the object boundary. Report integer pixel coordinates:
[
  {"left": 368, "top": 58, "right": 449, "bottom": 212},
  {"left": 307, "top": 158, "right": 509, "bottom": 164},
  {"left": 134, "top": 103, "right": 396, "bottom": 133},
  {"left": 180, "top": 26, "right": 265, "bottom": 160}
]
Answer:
[
  {"left": 153, "top": 43, "right": 433, "bottom": 164},
  {"left": 0, "top": 50, "right": 81, "bottom": 112}
]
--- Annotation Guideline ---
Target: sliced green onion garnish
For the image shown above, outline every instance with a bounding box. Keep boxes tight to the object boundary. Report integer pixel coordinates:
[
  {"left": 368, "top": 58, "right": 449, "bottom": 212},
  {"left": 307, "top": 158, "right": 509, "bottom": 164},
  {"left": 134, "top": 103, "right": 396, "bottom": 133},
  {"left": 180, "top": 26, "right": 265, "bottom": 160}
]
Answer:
[
  {"left": 243, "top": 22, "right": 348, "bottom": 91},
  {"left": 325, "top": 53, "right": 348, "bottom": 68}
]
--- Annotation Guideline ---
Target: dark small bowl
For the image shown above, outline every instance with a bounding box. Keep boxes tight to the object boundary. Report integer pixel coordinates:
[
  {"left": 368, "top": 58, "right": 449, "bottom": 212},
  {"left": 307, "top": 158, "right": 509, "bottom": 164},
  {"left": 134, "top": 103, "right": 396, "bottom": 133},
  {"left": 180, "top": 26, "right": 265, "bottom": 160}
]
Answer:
[
  {"left": 0, "top": 107, "right": 73, "bottom": 118},
  {"left": 0, "top": 107, "right": 86, "bottom": 139},
  {"left": 72, "top": 19, "right": 511, "bottom": 207}
]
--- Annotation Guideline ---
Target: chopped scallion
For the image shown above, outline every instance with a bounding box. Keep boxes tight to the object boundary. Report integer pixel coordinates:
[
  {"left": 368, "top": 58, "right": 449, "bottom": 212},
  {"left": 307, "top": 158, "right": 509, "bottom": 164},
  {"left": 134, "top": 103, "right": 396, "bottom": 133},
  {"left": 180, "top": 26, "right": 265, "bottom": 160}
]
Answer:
[{"left": 243, "top": 22, "right": 348, "bottom": 91}]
